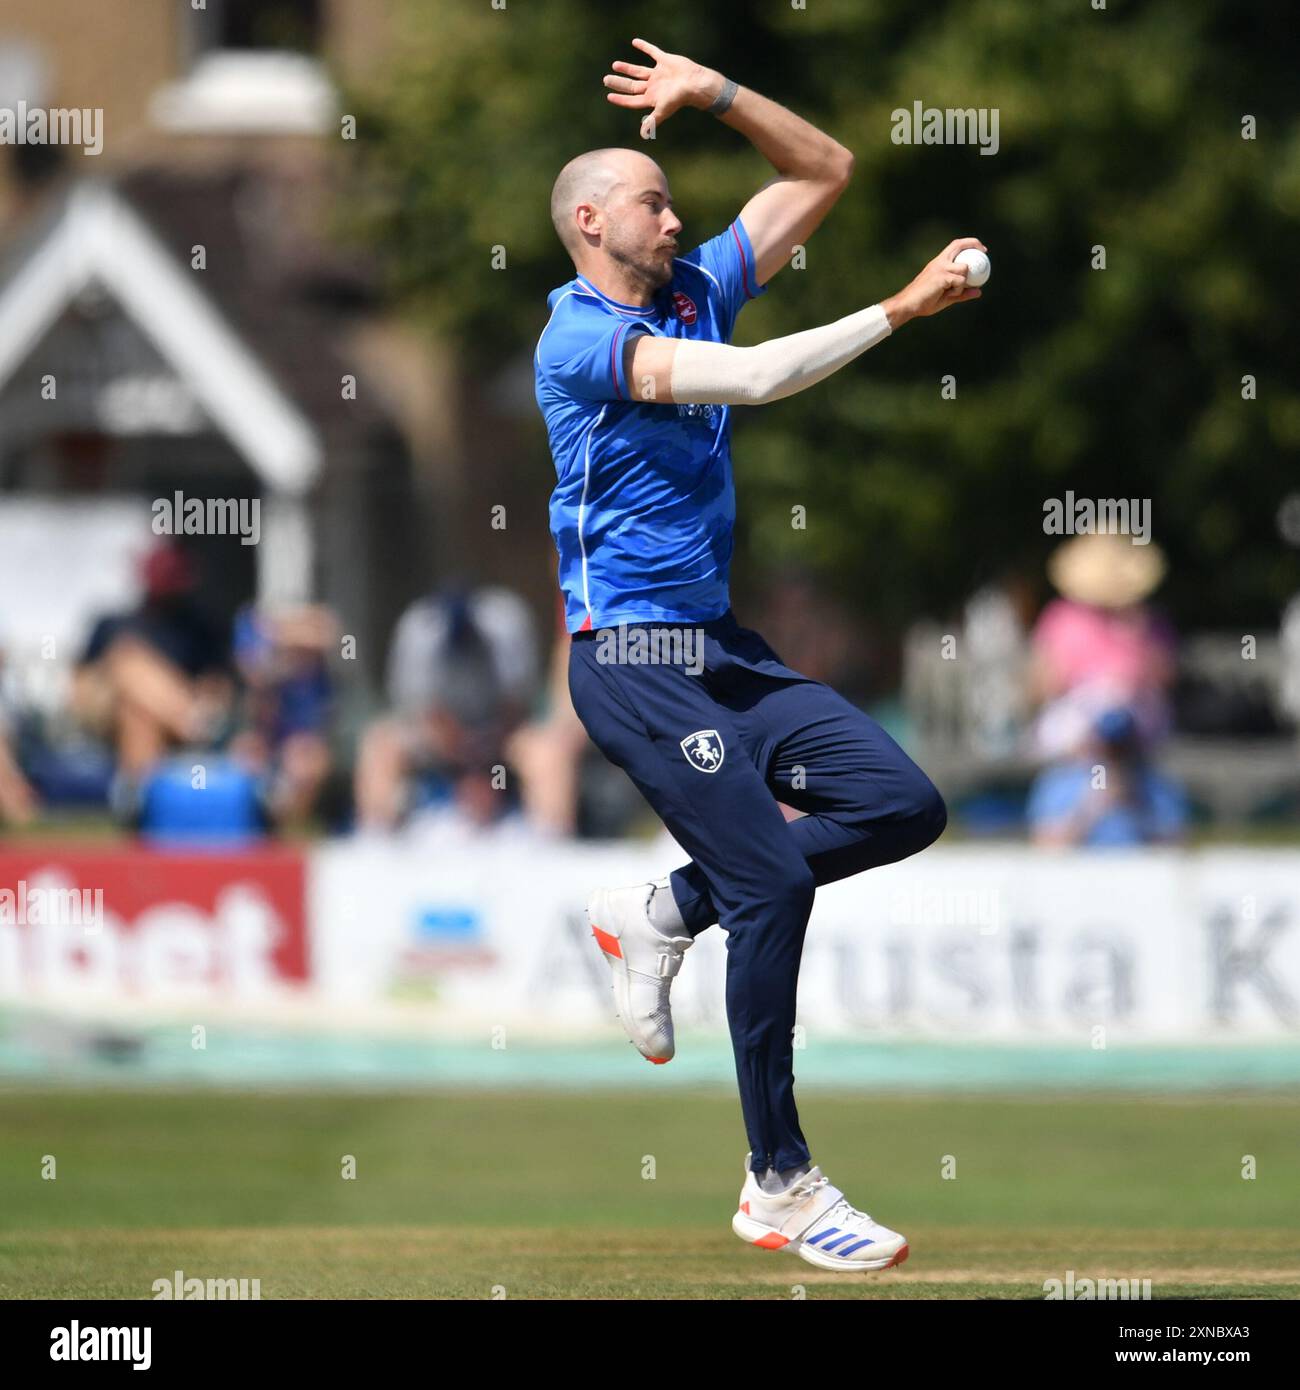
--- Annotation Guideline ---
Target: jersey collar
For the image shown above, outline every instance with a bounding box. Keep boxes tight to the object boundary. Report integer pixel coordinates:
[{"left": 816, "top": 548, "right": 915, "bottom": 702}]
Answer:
[{"left": 575, "top": 274, "right": 665, "bottom": 318}]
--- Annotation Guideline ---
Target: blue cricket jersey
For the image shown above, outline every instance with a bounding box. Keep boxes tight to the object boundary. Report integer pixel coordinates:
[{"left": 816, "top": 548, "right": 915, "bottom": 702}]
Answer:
[{"left": 534, "top": 217, "right": 767, "bottom": 632}]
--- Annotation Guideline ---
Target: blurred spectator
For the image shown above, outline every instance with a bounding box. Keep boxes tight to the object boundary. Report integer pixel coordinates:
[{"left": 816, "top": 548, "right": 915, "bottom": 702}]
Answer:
[
  {"left": 70, "top": 541, "right": 234, "bottom": 781},
  {"left": 0, "top": 651, "right": 38, "bottom": 825},
  {"left": 962, "top": 580, "right": 1031, "bottom": 758},
  {"left": 1030, "top": 533, "right": 1175, "bottom": 759},
  {"left": 353, "top": 586, "right": 538, "bottom": 832},
  {"left": 133, "top": 754, "right": 270, "bottom": 848},
  {"left": 1027, "top": 705, "right": 1189, "bottom": 847},
  {"left": 228, "top": 603, "right": 338, "bottom": 828}
]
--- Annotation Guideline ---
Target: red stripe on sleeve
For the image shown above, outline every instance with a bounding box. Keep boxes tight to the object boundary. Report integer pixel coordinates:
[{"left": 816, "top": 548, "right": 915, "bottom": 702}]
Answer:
[{"left": 730, "top": 222, "right": 754, "bottom": 299}]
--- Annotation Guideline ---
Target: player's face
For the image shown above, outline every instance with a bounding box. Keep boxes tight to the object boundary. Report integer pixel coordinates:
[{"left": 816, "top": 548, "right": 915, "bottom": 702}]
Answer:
[{"left": 604, "top": 176, "right": 682, "bottom": 290}]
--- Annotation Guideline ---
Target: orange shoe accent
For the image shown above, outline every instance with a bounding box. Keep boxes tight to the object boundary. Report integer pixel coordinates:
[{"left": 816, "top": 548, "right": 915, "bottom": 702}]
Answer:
[
  {"left": 740, "top": 1200, "right": 750, "bottom": 1214},
  {"left": 591, "top": 924, "right": 622, "bottom": 958},
  {"left": 754, "top": 1232, "right": 789, "bottom": 1250},
  {"left": 646, "top": 1055, "right": 670, "bottom": 1065},
  {"left": 886, "top": 1243, "right": 909, "bottom": 1268}
]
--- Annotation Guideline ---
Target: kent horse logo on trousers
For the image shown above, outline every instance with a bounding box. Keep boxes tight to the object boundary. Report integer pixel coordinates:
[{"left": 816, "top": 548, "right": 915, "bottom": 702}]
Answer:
[{"left": 681, "top": 729, "right": 724, "bottom": 773}]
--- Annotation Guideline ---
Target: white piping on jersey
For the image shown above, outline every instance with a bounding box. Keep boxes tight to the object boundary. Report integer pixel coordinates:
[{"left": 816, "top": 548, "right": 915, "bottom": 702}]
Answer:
[
  {"left": 577, "top": 403, "right": 608, "bottom": 624},
  {"left": 534, "top": 287, "right": 584, "bottom": 364},
  {"left": 675, "top": 257, "right": 722, "bottom": 298}
]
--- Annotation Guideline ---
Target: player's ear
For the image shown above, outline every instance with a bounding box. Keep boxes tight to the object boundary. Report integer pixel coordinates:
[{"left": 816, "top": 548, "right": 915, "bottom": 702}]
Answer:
[{"left": 575, "top": 202, "right": 602, "bottom": 240}]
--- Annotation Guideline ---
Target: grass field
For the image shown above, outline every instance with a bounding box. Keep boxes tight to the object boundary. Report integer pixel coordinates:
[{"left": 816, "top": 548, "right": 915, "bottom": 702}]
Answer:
[{"left": 1, "top": 1088, "right": 1297, "bottom": 1299}]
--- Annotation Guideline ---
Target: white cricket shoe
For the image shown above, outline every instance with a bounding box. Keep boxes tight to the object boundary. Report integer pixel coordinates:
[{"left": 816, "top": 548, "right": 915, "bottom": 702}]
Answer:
[
  {"left": 732, "top": 1154, "right": 909, "bottom": 1272},
  {"left": 588, "top": 882, "right": 693, "bottom": 1064}
]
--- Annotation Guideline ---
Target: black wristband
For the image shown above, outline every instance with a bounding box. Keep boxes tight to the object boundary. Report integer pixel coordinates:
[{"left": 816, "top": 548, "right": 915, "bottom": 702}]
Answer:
[{"left": 708, "top": 77, "right": 738, "bottom": 116}]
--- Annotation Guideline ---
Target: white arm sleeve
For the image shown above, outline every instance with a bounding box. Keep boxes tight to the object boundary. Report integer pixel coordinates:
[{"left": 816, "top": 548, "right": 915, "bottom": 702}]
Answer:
[{"left": 668, "top": 303, "right": 892, "bottom": 406}]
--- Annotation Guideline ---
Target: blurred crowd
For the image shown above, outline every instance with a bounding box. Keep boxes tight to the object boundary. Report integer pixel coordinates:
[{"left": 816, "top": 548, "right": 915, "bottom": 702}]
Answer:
[
  {"left": 0, "top": 539, "right": 619, "bottom": 847},
  {"left": 0, "top": 533, "right": 1296, "bottom": 849}
]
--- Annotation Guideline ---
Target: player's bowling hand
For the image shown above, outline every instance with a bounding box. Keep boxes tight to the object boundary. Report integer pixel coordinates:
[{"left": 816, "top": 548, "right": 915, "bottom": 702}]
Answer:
[
  {"left": 604, "top": 37, "right": 723, "bottom": 138},
  {"left": 882, "top": 237, "right": 987, "bottom": 327}
]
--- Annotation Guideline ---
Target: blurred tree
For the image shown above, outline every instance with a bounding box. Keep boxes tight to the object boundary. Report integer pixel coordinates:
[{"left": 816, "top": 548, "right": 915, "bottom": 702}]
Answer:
[{"left": 342, "top": 0, "right": 1300, "bottom": 633}]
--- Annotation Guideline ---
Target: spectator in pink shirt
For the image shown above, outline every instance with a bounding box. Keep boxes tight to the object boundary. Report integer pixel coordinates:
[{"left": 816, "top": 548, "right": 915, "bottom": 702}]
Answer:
[{"left": 1030, "top": 533, "right": 1175, "bottom": 759}]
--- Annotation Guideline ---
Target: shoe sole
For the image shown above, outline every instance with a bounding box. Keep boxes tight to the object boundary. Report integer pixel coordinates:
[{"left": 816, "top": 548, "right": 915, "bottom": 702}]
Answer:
[
  {"left": 587, "top": 893, "right": 672, "bottom": 1065},
  {"left": 796, "top": 1239, "right": 909, "bottom": 1273},
  {"left": 733, "top": 1210, "right": 908, "bottom": 1272}
]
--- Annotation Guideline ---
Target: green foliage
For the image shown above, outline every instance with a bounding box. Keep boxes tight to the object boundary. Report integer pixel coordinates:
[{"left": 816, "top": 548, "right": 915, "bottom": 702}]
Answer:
[{"left": 344, "top": 0, "right": 1300, "bottom": 629}]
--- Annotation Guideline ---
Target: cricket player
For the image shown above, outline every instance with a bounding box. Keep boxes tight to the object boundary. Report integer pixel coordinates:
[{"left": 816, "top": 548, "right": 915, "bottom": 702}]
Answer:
[{"left": 534, "top": 38, "right": 984, "bottom": 1273}]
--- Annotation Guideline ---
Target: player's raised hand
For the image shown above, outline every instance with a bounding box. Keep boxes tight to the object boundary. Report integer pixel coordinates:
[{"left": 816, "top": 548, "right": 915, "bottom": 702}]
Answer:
[
  {"left": 603, "top": 37, "right": 724, "bottom": 139},
  {"left": 882, "top": 237, "right": 987, "bottom": 326}
]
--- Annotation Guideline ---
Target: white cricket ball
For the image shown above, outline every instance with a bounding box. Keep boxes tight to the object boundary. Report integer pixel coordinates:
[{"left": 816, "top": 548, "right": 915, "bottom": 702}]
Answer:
[{"left": 954, "top": 248, "right": 990, "bottom": 287}]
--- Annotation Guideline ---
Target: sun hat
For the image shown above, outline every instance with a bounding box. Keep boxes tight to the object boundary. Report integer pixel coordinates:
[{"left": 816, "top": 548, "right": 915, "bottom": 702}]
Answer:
[{"left": 1047, "top": 532, "right": 1166, "bottom": 609}]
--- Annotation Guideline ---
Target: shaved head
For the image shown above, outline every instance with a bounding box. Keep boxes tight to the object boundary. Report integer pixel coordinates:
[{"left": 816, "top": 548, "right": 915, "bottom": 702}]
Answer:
[
  {"left": 549, "top": 148, "right": 680, "bottom": 297},
  {"left": 551, "top": 148, "right": 633, "bottom": 254}
]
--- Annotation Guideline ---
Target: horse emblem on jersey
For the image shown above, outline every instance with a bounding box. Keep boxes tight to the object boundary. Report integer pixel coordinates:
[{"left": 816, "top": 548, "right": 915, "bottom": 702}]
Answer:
[
  {"left": 672, "top": 291, "right": 698, "bottom": 326},
  {"left": 680, "top": 729, "right": 724, "bottom": 773}
]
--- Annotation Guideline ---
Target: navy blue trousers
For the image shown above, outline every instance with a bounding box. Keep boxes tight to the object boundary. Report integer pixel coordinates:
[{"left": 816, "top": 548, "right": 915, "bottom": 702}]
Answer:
[{"left": 569, "top": 612, "right": 946, "bottom": 1175}]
